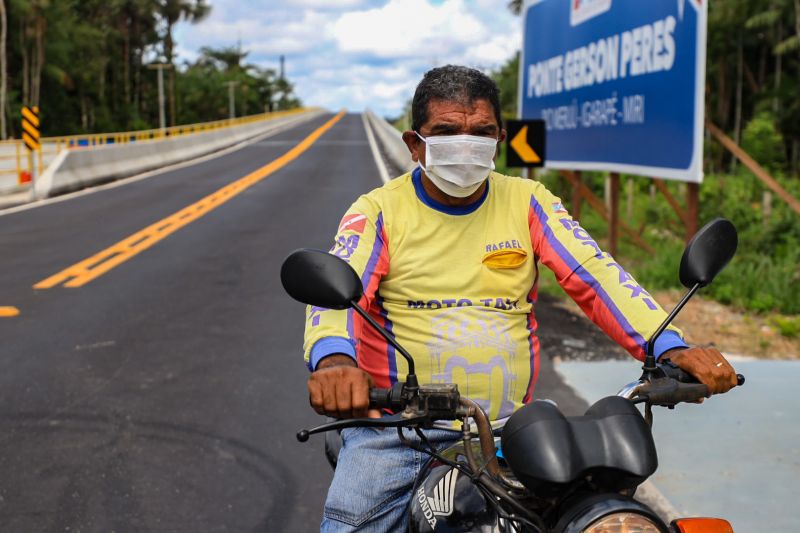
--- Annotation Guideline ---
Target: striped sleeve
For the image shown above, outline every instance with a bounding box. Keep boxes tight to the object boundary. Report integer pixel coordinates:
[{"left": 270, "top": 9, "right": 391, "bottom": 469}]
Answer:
[
  {"left": 527, "top": 183, "right": 686, "bottom": 361},
  {"left": 303, "top": 195, "right": 389, "bottom": 371}
]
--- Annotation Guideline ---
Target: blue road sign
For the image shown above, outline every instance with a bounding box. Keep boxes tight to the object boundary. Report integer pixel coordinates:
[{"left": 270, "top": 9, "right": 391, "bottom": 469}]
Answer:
[{"left": 518, "top": 0, "right": 707, "bottom": 182}]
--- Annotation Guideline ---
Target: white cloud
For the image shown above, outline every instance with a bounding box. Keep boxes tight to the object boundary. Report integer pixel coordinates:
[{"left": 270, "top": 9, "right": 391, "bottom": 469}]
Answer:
[
  {"left": 174, "top": 0, "right": 522, "bottom": 116},
  {"left": 293, "top": 62, "right": 419, "bottom": 117},
  {"left": 332, "top": 0, "right": 488, "bottom": 58},
  {"left": 458, "top": 34, "right": 522, "bottom": 67},
  {"left": 177, "top": 10, "right": 331, "bottom": 57}
]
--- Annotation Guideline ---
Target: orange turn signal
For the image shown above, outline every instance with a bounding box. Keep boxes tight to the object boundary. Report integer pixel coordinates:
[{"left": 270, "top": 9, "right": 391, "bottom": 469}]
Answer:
[{"left": 671, "top": 518, "right": 733, "bottom": 533}]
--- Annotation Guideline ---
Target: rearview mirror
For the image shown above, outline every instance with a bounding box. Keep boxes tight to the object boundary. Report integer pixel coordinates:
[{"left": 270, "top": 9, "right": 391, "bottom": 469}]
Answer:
[
  {"left": 280, "top": 249, "right": 363, "bottom": 309},
  {"left": 282, "top": 249, "right": 420, "bottom": 380},
  {"left": 679, "top": 218, "right": 738, "bottom": 289}
]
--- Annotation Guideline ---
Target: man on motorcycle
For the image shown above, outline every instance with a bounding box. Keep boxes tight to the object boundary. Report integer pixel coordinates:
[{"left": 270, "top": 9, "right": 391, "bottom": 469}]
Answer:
[{"left": 303, "top": 65, "right": 738, "bottom": 532}]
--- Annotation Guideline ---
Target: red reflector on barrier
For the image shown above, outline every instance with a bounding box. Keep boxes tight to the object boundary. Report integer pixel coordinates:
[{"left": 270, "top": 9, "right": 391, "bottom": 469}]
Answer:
[{"left": 19, "top": 171, "right": 32, "bottom": 184}]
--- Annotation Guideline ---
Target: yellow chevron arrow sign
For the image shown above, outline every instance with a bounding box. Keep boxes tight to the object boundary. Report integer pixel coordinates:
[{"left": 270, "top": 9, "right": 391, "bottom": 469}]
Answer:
[
  {"left": 505, "top": 120, "right": 545, "bottom": 168},
  {"left": 510, "top": 126, "right": 541, "bottom": 164}
]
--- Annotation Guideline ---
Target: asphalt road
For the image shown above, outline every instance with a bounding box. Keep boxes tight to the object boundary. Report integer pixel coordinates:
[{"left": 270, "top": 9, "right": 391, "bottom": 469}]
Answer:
[{"left": 0, "top": 112, "right": 620, "bottom": 531}]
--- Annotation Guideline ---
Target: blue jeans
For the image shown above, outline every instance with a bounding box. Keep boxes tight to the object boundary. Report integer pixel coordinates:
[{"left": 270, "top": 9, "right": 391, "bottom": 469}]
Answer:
[{"left": 320, "top": 426, "right": 461, "bottom": 532}]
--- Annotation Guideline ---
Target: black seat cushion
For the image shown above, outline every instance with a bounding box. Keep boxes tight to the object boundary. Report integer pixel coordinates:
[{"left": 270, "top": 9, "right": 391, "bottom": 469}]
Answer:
[{"left": 500, "top": 397, "right": 657, "bottom": 494}]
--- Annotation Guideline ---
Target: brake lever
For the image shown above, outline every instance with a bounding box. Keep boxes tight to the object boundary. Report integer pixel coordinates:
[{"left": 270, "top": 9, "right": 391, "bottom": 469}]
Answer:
[{"left": 296, "top": 412, "right": 430, "bottom": 442}]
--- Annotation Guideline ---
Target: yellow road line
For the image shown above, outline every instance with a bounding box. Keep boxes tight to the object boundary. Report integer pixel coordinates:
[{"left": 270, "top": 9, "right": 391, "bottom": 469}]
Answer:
[
  {"left": 34, "top": 111, "right": 346, "bottom": 289},
  {"left": 0, "top": 307, "right": 20, "bottom": 317}
]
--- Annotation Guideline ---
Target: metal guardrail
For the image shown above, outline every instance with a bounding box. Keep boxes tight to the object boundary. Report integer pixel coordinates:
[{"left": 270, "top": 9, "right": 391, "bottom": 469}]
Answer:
[
  {"left": 0, "top": 140, "right": 46, "bottom": 184},
  {"left": 0, "top": 108, "right": 309, "bottom": 191}
]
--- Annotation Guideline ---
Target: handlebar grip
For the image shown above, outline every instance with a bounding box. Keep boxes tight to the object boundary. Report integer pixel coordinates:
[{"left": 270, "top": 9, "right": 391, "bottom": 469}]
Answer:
[
  {"left": 669, "top": 382, "right": 709, "bottom": 403},
  {"left": 646, "top": 381, "right": 709, "bottom": 405},
  {"left": 369, "top": 388, "right": 392, "bottom": 409},
  {"left": 368, "top": 382, "right": 407, "bottom": 411}
]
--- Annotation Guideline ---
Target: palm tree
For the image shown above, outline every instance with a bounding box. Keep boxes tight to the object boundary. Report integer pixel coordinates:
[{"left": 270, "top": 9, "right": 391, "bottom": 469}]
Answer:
[
  {"left": 158, "top": 0, "right": 211, "bottom": 125},
  {"left": 198, "top": 45, "right": 247, "bottom": 73},
  {"left": 18, "top": 0, "right": 50, "bottom": 109}
]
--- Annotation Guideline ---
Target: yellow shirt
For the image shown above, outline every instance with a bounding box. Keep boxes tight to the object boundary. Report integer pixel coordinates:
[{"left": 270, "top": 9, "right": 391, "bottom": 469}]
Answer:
[{"left": 304, "top": 169, "right": 685, "bottom": 423}]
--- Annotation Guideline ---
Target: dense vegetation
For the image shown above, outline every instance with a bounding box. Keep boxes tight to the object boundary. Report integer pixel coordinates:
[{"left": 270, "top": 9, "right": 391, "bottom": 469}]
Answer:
[
  {"left": 496, "top": 2, "right": 800, "bottom": 321},
  {"left": 0, "top": 0, "right": 301, "bottom": 138}
]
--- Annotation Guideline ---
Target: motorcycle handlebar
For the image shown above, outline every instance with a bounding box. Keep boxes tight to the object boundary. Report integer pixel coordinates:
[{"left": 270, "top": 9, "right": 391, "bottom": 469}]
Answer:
[
  {"left": 301, "top": 365, "right": 746, "bottom": 442},
  {"left": 646, "top": 381, "right": 709, "bottom": 405}
]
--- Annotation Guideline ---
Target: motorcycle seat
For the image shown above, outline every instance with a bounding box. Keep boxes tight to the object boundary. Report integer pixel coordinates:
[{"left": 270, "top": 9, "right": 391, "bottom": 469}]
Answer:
[{"left": 500, "top": 396, "right": 657, "bottom": 494}]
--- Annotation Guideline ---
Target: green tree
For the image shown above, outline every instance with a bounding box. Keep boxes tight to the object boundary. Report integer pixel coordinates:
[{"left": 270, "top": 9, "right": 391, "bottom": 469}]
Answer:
[
  {"left": 176, "top": 46, "right": 300, "bottom": 124},
  {"left": 157, "top": 0, "right": 210, "bottom": 125},
  {"left": 491, "top": 52, "right": 519, "bottom": 123},
  {"left": 1, "top": 2, "right": 301, "bottom": 137}
]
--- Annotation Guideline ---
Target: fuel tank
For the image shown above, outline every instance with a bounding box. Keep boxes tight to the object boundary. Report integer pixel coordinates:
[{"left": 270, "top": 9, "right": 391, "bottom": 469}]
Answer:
[{"left": 408, "top": 437, "right": 507, "bottom": 533}]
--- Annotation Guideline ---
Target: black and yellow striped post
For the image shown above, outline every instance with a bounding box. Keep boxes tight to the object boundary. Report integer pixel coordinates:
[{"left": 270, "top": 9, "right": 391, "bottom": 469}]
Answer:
[
  {"left": 22, "top": 106, "right": 40, "bottom": 151},
  {"left": 21, "top": 106, "right": 40, "bottom": 184}
]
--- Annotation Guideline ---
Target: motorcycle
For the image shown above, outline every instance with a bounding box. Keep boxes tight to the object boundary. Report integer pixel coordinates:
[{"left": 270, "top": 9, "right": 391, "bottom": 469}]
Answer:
[{"left": 281, "top": 218, "right": 744, "bottom": 533}]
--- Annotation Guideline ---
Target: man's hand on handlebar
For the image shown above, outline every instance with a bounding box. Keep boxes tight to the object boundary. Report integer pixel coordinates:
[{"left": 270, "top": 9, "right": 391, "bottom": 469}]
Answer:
[
  {"left": 308, "top": 354, "right": 382, "bottom": 419},
  {"left": 664, "top": 346, "right": 738, "bottom": 395}
]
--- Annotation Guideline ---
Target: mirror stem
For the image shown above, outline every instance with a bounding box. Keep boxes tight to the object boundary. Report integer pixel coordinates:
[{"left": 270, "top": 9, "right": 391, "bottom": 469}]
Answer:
[
  {"left": 350, "top": 300, "right": 417, "bottom": 378},
  {"left": 644, "top": 282, "right": 701, "bottom": 373}
]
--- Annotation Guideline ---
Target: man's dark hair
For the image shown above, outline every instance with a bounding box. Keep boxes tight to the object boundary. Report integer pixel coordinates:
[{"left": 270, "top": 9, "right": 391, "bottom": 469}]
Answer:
[{"left": 411, "top": 65, "right": 503, "bottom": 132}]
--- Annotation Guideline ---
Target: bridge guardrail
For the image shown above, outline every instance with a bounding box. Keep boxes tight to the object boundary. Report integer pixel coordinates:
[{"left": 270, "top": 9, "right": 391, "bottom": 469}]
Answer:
[{"left": 0, "top": 108, "right": 312, "bottom": 196}]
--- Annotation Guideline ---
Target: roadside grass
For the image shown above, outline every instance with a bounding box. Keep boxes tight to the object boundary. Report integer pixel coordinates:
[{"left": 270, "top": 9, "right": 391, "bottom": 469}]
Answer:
[{"left": 769, "top": 315, "right": 800, "bottom": 338}]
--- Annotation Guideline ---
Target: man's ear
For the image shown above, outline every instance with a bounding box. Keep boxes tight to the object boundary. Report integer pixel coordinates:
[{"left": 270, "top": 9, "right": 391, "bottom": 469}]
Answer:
[
  {"left": 402, "top": 131, "right": 421, "bottom": 162},
  {"left": 494, "top": 128, "right": 508, "bottom": 160}
]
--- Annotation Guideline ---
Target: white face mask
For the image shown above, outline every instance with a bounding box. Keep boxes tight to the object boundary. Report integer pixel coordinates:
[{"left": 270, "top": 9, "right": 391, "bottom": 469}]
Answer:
[{"left": 416, "top": 132, "right": 497, "bottom": 198}]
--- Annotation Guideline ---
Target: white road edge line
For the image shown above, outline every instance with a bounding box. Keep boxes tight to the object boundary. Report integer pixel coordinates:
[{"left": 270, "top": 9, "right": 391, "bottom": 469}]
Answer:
[
  {"left": 0, "top": 110, "right": 325, "bottom": 218},
  {"left": 362, "top": 112, "right": 390, "bottom": 184}
]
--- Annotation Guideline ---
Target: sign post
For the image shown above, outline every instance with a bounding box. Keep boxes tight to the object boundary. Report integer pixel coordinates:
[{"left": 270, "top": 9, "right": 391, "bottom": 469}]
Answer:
[
  {"left": 609, "top": 172, "right": 620, "bottom": 256},
  {"left": 518, "top": 0, "right": 707, "bottom": 183}
]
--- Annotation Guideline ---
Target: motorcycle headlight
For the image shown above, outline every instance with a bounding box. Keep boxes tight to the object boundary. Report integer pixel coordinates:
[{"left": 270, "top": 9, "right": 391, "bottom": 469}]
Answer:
[{"left": 584, "top": 512, "right": 662, "bottom": 533}]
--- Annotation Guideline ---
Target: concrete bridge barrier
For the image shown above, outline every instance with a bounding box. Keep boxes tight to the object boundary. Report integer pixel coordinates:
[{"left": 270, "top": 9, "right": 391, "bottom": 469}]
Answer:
[
  {"left": 363, "top": 109, "right": 415, "bottom": 174},
  {"left": 32, "top": 109, "right": 321, "bottom": 199}
]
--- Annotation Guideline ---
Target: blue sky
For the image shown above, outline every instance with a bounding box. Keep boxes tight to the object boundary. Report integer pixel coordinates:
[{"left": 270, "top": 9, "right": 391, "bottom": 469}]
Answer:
[{"left": 174, "top": 0, "right": 522, "bottom": 118}]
